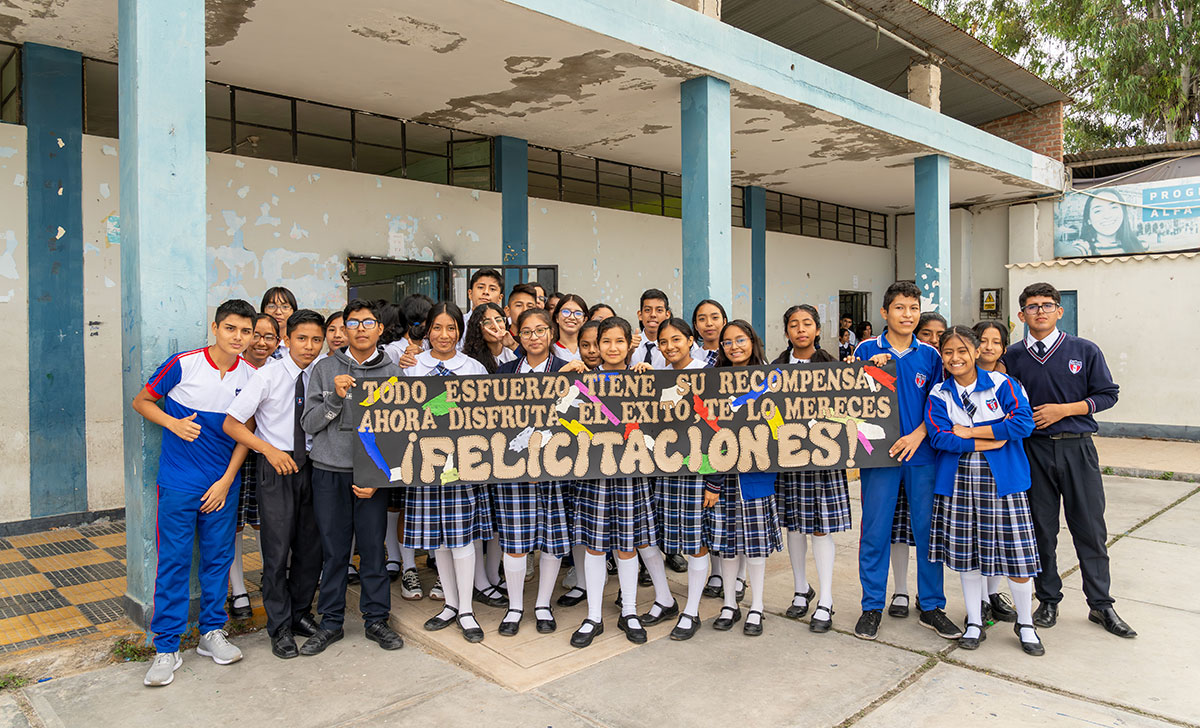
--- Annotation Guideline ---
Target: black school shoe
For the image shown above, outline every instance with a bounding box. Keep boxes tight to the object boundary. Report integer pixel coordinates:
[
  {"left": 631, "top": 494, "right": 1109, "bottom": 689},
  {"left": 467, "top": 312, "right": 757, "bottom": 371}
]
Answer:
[
  {"left": 670, "top": 614, "right": 701, "bottom": 641},
  {"left": 474, "top": 586, "right": 508, "bottom": 609},
  {"left": 887, "top": 593, "right": 909, "bottom": 618},
  {"left": 423, "top": 606, "right": 458, "bottom": 632},
  {"left": 618, "top": 614, "right": 648, "bottom": 644},
  {"left": 854, "top": 610, "right": 882, "bottom": 640},
  {"left": 556, "top": 587, "right": 587, "bottom": 607},
  {"left": 534, "top": 607, "right": 557, "bottom": 634},
  {"left": 639, "top": 600, "right": 679, "bottom": 627},
  {"left": 702, "top": 575, "right": 723, "bottom": 599},
  {"left": 743, "top": 610, "right": 764, "bottom": 637},
  {"left": 809, "top": 605, "right": 834, "bottom": 633},
  {"left": 989, "top": 592, "right": 1018, "bottom": 623},
  {"left": 498, "top": 609, "right": 523, "bottom": 637},
  {"left": 292, "top": 613, "right": 320, "bottom": 639},
  {"left": 270, "top": 628, "right": 298, "bottom": 659},
  {"left": 958, "top": 622, "right": 986, "bottom": 650},
  {"left": 1014, "top": 622, "right": 1046, "bottom": 656},
  {"left": 919, "top": 608, "right": 963, "bottom": 639},
  {"left": 365, "top": 621, "right": 404, "bottom": 650},
  {"left": 227, "top": 593, "right": 252, "bottom": 621},
  {"left": 1033, "top": 601, "right": 1058, "bottom": 628},
  {"left": 638, "top": 562, "right": 653, "bottom": 587},
  {"left": 664, "top": 553, "right": 688, "bottom": 573},
  {"left": 785, "top": 585, "right": 816, "bottom": 620},
  {"left": 458, "top": 613, "right": 485, "bottom": 643},
  {"left": 570, "top": 619, "right": 604, "bottom": 648},
  {"left": 1088, "top": 607, "right": 1137, "bottom": 638},
  {"left": 712, "top": 606, "right": 742, "bottom": 631},
  {"left": 299, "top": 627, "right": 344, "bottom": 656}
]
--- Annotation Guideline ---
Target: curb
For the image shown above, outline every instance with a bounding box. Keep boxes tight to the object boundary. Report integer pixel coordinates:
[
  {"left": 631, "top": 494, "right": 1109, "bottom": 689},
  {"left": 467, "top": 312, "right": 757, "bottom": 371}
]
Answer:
[{"left": 1101, "top": 465, "right": 1200, "bottom": 483}]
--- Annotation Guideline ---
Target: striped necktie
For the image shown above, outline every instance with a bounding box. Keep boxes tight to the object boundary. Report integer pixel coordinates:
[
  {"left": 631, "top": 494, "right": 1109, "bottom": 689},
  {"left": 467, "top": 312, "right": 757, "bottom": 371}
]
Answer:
[
  {"left": 432, "top": 363, "right": 452, "bottom": 377},
  {"left": 960, "top": 389, "right": 977, "bottom": 418},
  {"left": 706, "top": 350, "right": 718, "bottom": 367}
]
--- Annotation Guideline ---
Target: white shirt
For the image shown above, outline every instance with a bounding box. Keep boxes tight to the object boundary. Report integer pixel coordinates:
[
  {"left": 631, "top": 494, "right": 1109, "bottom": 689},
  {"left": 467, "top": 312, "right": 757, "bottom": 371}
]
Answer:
[
  {"left": 404, "top": 350, "right": 489, "bottom": 377},
  {"left": 633, "top": 331, "right": 668, "bottom": 369},
  {"left": 518, "top": 355, "right": 555, "bottom": 373},
  {"left": 226, "top": 355, "right": 313, "bottom": 452},
  {"left": 789, "top": 354, "right": 810, "bottom": 364},
  {"left": 677, "top": 358, "right": 707, "bottom": 370},
  {"left": 497, "top": 346, "right": 518, "bottom": 365},
  {"left": 552, "top": 342, "right": 581, "bottom": 363},
  {"left": 691, "top": 342, "right": 719, "bottom": 368},
  {"left": 1025, "top": 327, "right": 1061, "bottom": 351}
]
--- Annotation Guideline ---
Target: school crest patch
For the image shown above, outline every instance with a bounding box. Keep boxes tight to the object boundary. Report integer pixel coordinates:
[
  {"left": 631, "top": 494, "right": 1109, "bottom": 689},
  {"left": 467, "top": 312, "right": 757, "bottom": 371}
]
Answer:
[
  {"left": 914, "top": 373, "right": 927, "bottom": 388},
  {"left": 1068, "top": 359, "right": 1083, "bottom": 374},
  {"left": 986, "top": 398, "right": 999, "bottom": 412}
]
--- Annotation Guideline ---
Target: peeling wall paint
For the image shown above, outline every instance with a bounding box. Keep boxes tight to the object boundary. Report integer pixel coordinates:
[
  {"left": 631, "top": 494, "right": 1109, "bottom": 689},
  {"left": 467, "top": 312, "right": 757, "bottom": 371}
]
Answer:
[{"left": 0, "top": 126, "right": 30, "bottom": 524}]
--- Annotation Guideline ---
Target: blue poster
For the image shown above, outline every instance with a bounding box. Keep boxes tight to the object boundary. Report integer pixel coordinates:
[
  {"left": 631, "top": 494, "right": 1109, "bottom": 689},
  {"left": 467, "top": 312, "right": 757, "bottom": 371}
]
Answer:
[{"left": 1054, "top": 176, "right": 1200, "bottom": 258}]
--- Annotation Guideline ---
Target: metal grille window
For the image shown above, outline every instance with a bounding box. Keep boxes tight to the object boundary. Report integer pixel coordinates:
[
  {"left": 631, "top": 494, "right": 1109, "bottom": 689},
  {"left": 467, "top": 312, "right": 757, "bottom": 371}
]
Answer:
[
  {"left": 0, "top": 43, "right": 18, "bottom": 124},
  {"left": 763, "top": 190, "right": 887, "bottom": 247}
]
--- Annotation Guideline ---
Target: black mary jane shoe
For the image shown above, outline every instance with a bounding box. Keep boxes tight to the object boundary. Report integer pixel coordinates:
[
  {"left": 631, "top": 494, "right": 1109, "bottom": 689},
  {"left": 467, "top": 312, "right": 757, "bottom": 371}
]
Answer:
[
  {"left": 271, "top": 629, "right": 299, "bottom": 659},
  {"left": 556, "top": 586, "right": 587, "bottom": 607},
  {"left": 458, "top": 612, "right": 485, "bottom": 643},
  {"left": 534, "top": 607, "right": 557, "bottom": 634},
  {"left": 618, "top": 614, "right": 648, "bottom": 644},
  {"left": 474, "top": 585, "right": 508, "bottom": 609},
  {"left": 670, "top": 614, "right": 701, "bottom": 641},
  {"left": 809, "top": 605, "right": 834, "bottom": 633},
  {"left": 292, "top": 613, "right": 320, "bottom": 639},
  {"left": 1014, "top": 622, "right": 1046, "bottom": 656},
  {"left": 887, "top": 592, "right": 910, "bottom": 618},
  {"left": 785, "top": 585, "right": 816, "bottom": 620},
  {"left": 386, "top": 560, "right": 402, "bottom": 583},
  {"left": 227, "top": 593, "right": 252, "bottom": 621},
  {"left": 639, "top": 600, "right": 679, "bottom": 627},
  {"left": 498, "top": 609, "right": 523, "bottom": 637},
  {"left": 958, "top": 622, "right": 987, "bottom": 650},
  {"left": 743, "top": 610, "right": 764, "bottom": 637},
  {"left": 570, "top": 619, "right": 604, "bottom": 648},
  {"left": 712, "top": 606, "right": 742, "bottom": 631},
  {"left": 735, "top": 580, "right": 746, "bottom": 604},
  {"left": 423, "top": 606, "right": 459, "bottom": 632},
  {"left": 702, "top": 576, "right": 723, "bottom": 599}
]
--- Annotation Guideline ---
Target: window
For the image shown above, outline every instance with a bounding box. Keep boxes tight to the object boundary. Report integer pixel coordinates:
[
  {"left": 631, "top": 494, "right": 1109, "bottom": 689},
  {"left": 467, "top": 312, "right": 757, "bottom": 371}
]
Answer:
[
  {"left": 0, "top": 43, "right": 17, "bottom": 124},
  {"left": 83, "top": 59, "right": 117, "bottom": 137},
  {"left": 763, "top": 190, "right": 887, "bottom": 248}
]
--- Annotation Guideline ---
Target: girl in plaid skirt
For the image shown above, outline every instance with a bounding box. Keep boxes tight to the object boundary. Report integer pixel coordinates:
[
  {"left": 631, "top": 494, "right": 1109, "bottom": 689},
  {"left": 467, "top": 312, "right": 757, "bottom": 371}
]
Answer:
[
  {"left": 708, "top": 320, "right": 783, "bottom": 637},
  {"left": 925, "top": 326, "right": 1045, "bottom": 656},
  {"left": 493, "top": 308, "right": 587, "bottom": 637},
  {"left": 569, "top": 317, "right": 678, "bottom": 649},
  {"left": 402, "top": 302, "right": 494, "bottom": 644},
  {"left": 771, "top": 305, "right": 849, "bottom": 633}
]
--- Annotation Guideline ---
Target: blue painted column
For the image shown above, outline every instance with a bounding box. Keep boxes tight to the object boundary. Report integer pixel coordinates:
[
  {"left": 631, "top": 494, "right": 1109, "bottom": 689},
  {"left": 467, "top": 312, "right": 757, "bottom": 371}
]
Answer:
[
  {"left": 680, "top": 76, "right": 732, "bottom": 318},
  {"left": 495, "top": 136, "right": 528, "bottom": 293},
  {"left": 119, "top": 0, "right": 208, "bottom": 627},
  {"left": 23, "top": 44, "right": 86, "bottom": 518},
  {"left": 744, "top": 185, "right": 766, "bottom": 335},
  {"left": 914, "top": 154, "right": 950, "bottom": 317}
]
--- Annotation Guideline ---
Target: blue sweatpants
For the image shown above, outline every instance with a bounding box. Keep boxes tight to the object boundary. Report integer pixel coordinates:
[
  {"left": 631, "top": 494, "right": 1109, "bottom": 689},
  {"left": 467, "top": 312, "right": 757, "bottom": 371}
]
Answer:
[
  {"left": 859, "top": 463, "right": 944, "bottom": 612},
  {"left": 151, "top": 484, "right": 238, "bottom": 653}
]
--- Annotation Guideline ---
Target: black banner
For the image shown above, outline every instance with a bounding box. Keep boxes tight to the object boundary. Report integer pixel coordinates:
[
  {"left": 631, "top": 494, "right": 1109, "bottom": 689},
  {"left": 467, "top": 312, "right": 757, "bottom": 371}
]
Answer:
[{"left": 350, "top": 362, "right": 901, "bottom": 488}]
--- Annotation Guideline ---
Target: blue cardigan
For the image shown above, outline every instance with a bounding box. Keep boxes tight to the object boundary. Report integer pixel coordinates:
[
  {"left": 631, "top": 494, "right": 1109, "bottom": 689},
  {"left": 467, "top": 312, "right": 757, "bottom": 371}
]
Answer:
[{"left": 924, "top": 368, "right": 1035, "bottom": 497}]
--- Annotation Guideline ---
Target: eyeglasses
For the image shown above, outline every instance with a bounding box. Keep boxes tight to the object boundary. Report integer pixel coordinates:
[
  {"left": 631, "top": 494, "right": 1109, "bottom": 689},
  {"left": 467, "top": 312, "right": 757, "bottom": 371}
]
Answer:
[
  {"left": 559, "top": 310, "right": 585, "bottom": 320},
  {"left": 1022, "top": 303, "right": 1059, "bottom": 315},
  {"left": 263, "top": 303, "right": 293, "bottom": 314},
  {"left": 481, "top": 317, "right": 507, "bottom": 329},
  {"left": 721, "top": 337, "right": 750, "bottom": 349},
  {"left": 535, "top": 295, "right": 547, "bottom": 303},
  {"left": 251, "top": 333, "right": 278, "bottom": 343},
  {"left": 345, "top": 319, "right": 379, "bottom": 330},
  {"left": 519, "top": 326, "right": 551, "bottom": 339}
]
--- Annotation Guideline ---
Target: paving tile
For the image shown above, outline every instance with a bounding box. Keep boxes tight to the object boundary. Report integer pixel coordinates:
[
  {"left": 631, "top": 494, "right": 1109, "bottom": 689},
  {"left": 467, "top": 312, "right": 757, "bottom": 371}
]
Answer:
[
  {"left": 0, "top": 549, "right": 24, "bottom": 564},
  {"left": 27, "top": 605, "right": 92, "bottom": 634},
  {"left": 15, "top": 539, "right": 97, "bottom": 560},
  {"left": 28, "top": 548, "right": 114, "bottom": 572},
  {"left": 76, "top": 597, "right": 126, "bottom": 625},
  {"left": 41, "top": 561, "right": 126, "bottom": 589},
  {"left": 0, "top": 560, "right": 37, "bottom": 580},
  {"left": 1061, "top": 535, "right": 1200, "bottom": 615},
  {"left": 0, "top": 589, "right": 69, "bottom": 618},
  {"left": 6, "top": 530, "right": 84, "bottom": 548},
  {"left": 0, "top": 573, "right": 55, "bottom": 597},
  {"left": 1132, "top": 490, "right": 1200, "bottom": 549},
  {"left": 0, "top": 614, "right": 39, "bottom": 645},
  {"left": 57, "top": 577, "right": 126, "bottom": 605},
  {"left": 86, "top": 533, "right": 126, "bottom": 549}
]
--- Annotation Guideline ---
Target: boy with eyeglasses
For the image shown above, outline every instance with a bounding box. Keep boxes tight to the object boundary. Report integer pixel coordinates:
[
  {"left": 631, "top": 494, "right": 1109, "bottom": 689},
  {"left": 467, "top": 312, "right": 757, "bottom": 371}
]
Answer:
[{"left": 1001, "top": 282, "right": 1133, "bottom": 639}]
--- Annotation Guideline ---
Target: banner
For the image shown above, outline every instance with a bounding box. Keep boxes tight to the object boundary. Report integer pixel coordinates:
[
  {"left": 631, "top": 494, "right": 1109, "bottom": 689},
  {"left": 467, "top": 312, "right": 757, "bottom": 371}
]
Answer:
[
  {"left": 1055, "top": 177, "right": 1200, "bottom": 258},
  {"left": 350, "top": 362, "right": 902, "bottom": 488}
]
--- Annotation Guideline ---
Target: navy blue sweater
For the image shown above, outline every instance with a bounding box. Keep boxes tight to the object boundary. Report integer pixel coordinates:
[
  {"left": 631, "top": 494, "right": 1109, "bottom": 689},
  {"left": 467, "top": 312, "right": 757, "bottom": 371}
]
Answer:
[{"left": 1000, "top": 332, "right": 1119, "bottom": 435}]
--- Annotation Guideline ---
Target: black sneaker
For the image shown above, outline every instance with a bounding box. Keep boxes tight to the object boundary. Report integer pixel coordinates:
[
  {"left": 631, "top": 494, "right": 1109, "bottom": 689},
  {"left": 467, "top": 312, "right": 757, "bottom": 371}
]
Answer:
[
  {"left": 919, "top": 608, "right": 963, "bottom": 639},
  {"left": 854, "top": 610, "right": 882, "bottom": 640}
]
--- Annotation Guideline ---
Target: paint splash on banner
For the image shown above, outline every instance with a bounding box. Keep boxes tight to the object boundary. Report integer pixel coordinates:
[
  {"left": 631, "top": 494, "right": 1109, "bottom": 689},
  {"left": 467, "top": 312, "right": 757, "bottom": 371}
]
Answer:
[{"left": 422, "top": 390, "right": 458, "bottom": 416}]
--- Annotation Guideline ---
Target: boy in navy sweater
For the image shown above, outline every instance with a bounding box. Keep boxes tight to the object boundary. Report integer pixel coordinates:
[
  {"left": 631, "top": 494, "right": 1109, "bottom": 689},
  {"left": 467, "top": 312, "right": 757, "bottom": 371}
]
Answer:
[{"left": 1002, "top": 282, "right": 1134, "bottom": 638}]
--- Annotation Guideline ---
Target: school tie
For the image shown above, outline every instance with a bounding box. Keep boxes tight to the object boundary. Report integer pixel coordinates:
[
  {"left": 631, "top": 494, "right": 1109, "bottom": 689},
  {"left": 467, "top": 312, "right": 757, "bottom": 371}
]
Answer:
[
  {"left": 706, "top": 350, "right": 718, "bottom": 368},
  {"left": 293, "top": 372, "right": 307, "bottom": 468},
  {"left": 960, "top": 389, "right": 977, "bottom": 419},
  {"left": 432, "top": 363, "right": 453, "bottom": 377},
  {"left": 641, "top": 342, "right": 656, "bottom": 365},
  {"left": 1033, "top": 341, "right": 1046, "bottom": 358}
]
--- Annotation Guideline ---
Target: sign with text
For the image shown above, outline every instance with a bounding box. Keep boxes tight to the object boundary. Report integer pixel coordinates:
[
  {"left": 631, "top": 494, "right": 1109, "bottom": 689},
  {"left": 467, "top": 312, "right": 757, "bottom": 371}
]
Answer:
[{"left": 350, "top": 363, "right": 901, "bottom": 488}]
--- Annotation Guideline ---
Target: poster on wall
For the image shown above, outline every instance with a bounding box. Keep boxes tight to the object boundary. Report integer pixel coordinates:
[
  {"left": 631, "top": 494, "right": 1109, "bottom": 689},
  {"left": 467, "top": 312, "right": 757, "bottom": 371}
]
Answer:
[
  {"left": 349, "top": 363, "right": 901, "bottom": 488},
  {"left": 1055, "top": 176, "right": 1200, "bottom": 258}
]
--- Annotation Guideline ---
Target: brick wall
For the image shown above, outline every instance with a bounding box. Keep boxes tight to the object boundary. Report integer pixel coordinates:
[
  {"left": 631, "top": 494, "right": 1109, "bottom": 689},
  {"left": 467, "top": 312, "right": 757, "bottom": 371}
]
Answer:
[{"left": 977, "top": 101, "right": 1063, "bottom": 161}]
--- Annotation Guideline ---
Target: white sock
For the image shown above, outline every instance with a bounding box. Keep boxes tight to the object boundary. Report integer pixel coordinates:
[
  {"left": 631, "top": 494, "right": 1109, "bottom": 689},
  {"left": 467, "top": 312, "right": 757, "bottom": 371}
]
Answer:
[
  {"left": 565, "top": 544, "right": 588, "bottom": 590},
  {"left": 1009, "top": 578, "right": 1038, "bottom": 642},
  {"left": 746, "top": 557, "right": 767, "bottom": 624},
  {"left": 474, "top": 541, "right": 491, "bottom": 590},
  {"left": 720, "top": 557, "right": 739, "bottom": 610},
  {"left": 637, "top": 546, "right": 675, "bottom": 614},
  {"left": 400, "top": 547, "right": 417, "bottom": 572},
  {"left": 986, "top": 575, "right": 1006, "bottom": 598},
  {"left": 583, "top": 552, "right": 606, "bottom": 627},
  {"left": 486, "top": 537, "right": 502, "bottom": 585},
  {"left": 452, "top": 544, "right": 478, "bottom": 629},
  {"left": 502, "top": 554, "right": 526, "bottom": 620},
  {"left": 890, "top": 543, "right": 909, "bottom": 596},
  {"left": 684, "top": 555, "right": 707, "bottom": 617},
  {"left": 536, "top": 553, "right": 562, "bottom": 610},
  {"left": 787, "top": 531, "right": 809, "bottom": 606},
  {"left": 738, "top": 554, "right": 748, "bottom": 583},
  {"left": 228, "top": 535, "right": 247, "bottom": 600},
  {"left": 812, "top": 534, "right": 835, "bottom": 609},
  {"left": 707, "top": 552, "right": 722, "bottom": 587},
  {"left": 433, "top": 548, "right": 459, "bottom": 618},
  {"left": 961, "top": 570, "right": 984, "bottom": 638},
  {"left": 616, "top": 555, "right": 639, "bottom": 617},
  {"left": 385, "top": 511, "right": 401, "bottom": 564}
]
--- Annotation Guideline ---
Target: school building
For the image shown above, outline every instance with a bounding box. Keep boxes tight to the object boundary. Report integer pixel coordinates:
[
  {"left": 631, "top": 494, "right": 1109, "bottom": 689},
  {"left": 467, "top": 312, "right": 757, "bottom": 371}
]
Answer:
[{"left": 0, "top": 0, "right": 1183, "bottom": 619}]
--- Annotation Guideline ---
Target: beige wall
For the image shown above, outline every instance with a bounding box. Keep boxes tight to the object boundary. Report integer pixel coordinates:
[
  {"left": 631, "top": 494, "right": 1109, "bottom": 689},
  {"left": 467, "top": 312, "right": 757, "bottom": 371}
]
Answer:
[{"left": 0, "top": 126, "right": 29, "bottom": 524}]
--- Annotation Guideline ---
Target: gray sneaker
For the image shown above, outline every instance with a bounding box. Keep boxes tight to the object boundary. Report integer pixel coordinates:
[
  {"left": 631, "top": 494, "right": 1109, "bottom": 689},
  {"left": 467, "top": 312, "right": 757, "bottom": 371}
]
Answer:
[
  {"left": 197, "top": 629, "right": 243, "bottom": 665},
  {"left": 143, "top": 652, "right": 182, "bottom": 687}
]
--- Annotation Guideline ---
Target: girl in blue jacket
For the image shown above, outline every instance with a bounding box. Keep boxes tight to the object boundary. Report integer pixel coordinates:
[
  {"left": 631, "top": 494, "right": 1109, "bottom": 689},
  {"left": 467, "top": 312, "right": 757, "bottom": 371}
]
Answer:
[{"left": 925, "top": 326, "right": 1045, "bottom": 657}]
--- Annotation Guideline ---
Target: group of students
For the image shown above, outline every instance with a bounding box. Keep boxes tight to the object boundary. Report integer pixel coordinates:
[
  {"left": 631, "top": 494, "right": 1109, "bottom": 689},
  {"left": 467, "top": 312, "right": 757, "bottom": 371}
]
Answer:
[{"left": 134, "top": 269, "right": 1134, "bottom": 688}]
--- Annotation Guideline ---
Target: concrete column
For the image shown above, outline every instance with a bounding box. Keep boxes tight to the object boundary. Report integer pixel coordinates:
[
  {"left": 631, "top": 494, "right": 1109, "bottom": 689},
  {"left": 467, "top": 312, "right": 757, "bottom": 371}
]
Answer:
[
  {"left": 681, "top": 76, "right": 732, "bottom": 319},
  {"left": 119, "top": 0, "right": 208, "bottom": 627},
  {"left": 495, "top": 136, "right": 529, "bottom": 293},
  {"left": 744, "top": 185, "right": 766, "bottom": 335},
  {"left": 22, "top": 43, "right": 87, "bottom": 518},
  {"left": 907, "top": 62, "right": 942, "bottom": 113},
  {"left": 914, "top": 154, "right": 950, "bottom": 317}
]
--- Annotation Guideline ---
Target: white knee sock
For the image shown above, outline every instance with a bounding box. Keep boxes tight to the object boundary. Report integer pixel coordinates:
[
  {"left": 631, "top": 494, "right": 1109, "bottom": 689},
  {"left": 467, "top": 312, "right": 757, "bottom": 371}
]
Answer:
[
  {"left": 385, "top": 511, "right": 401, "bottom": 564},
  {"left": 720, "top": 557, "right": 740, "bottom": 610},
  {"left": 583, "top": 552, "right": 607, "bottom": 627},
  {"left": 474, "top": 541, "right": 490, "bottom": 590},
  {"left": 616, "top": 556, "right": 639, "bottom": 617},
  {"left": 228, "top": 535, "right": 247, "bottom": 598},
  {"left": 452, "top": 544, "right": 478, "bottom": 629},
  {"left": 960, "top": 570, "right": 984, "bottom": 638},
  {"left": 738, "top": 554, "right": 748, "bottom": 583},
  {"left": 400, "top": 547, "right": 417, "bottom": 572},
  {"left": 787, "top": 531, "right": 809, "bottom": 606},
  {"left": 536, "top": 553, "right": 562, "bottom": 610},
  {"left": 1009, "top": 578, "right": 1038, "bottom": 642},
  {"left": 486, "top": 537, "right": 502, "bottom": 585},
  {"left": 812, "top": 534, "right": 836, "bottom": 609},
  {"left": 986, "top": 575, "right": 1006, "bottom": 597},
  {"left": 433, "top": 548, "right": 459, "bottom": 620},
  {"left": 746, "top": 557, "right": 767, "bottom": 624},
  {"left": 684, "top": 555, "right": 707, "bottom": 618},
  {"left": 890, "top": 543, "right": 910, "bottom": 595},
  {"left": 502, "top": 554, "right": 526, "bottom": 619},
  {"left": 707, "top": 552, "right": 722, "bottom": 587},
  {"left": 637, "top": 546, "right": 675, "bottom": 612}
]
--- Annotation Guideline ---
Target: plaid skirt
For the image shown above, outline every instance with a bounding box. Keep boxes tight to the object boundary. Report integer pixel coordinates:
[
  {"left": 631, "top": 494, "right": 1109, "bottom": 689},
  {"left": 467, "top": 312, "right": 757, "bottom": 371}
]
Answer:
[
  {"left": 706, "top": 475, "right": 782, "bottom": 559},
  {"left": 891, "top": 483, "right": 915, "bottom": 545},
  {"left": 573, "top": 477, "right": 658, "bottom": 553},
  {"left": 653, "top": 475, "right": 707, "bottom": 553},
  {"left": 929, "top": 452, "right": 1040, "bottom": 578},
  {"left": 493, "top": 481, "right": 572, "bottom": 557},
  {"left": 775, "top": 469, "right": 852, "bottom": 534},
  {"left": 236, "top": 453, "right": 260, "bottom": 530},
  {"left": 402, "top": 482, "right": 494, "bottom": 550}
]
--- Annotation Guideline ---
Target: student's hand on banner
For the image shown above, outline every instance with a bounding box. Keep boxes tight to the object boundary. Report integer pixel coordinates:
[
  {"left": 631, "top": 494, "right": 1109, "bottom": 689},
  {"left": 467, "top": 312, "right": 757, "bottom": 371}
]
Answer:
[
  {"left": 334, "top": 374, "right": 357, "bottom": 398},
  {"left": 264, "top": 446, "right": 298, "bottom": 475},
  {"left": 559, "top": 360, "right": 587, "bottom": 373},
  {"left": 869, "top": 353, "right": 891, "bottom": 367},
  {"left": 171, "top": 413, "right": 202, "bottom": 442},
  {"left": 703, "top": 491, "right": 719, "bottom": 509},
  {"left": 352, "top": 484, "right": 377, "bottom": 499},
  {"left": 889, "top": 431, "right": 925, "bottom": 461},
  {"left": 199, "top": 478, "right": 232, "bottom": 513}
]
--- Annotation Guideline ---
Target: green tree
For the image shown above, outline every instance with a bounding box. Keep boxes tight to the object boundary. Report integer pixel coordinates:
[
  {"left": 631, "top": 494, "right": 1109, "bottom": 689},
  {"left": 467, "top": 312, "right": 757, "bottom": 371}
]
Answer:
[{"left": 919, "top": 0, "right": 1200, "bottom": 152}]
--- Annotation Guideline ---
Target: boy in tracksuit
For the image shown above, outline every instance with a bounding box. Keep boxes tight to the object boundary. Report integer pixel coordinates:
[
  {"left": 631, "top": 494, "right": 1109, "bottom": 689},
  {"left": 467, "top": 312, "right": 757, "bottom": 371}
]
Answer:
[
  {"left": 299, "top": 299, "right": 405, "bottom": 655},
  {"left": 132, "top": 299, "right": 257, "bottom": 687},
  {"left": 852, "top": 282, "right": 961, "bottom": 641},
  {"left": 1001, "top": 282, "right": 1134, "bottom": 638}
]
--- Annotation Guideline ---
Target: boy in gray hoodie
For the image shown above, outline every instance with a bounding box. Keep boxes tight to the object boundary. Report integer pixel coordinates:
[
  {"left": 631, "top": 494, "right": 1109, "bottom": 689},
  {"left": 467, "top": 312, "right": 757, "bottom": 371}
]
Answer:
[{"left": 300, "top": 299, "right": 405, "bottom": 655}]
